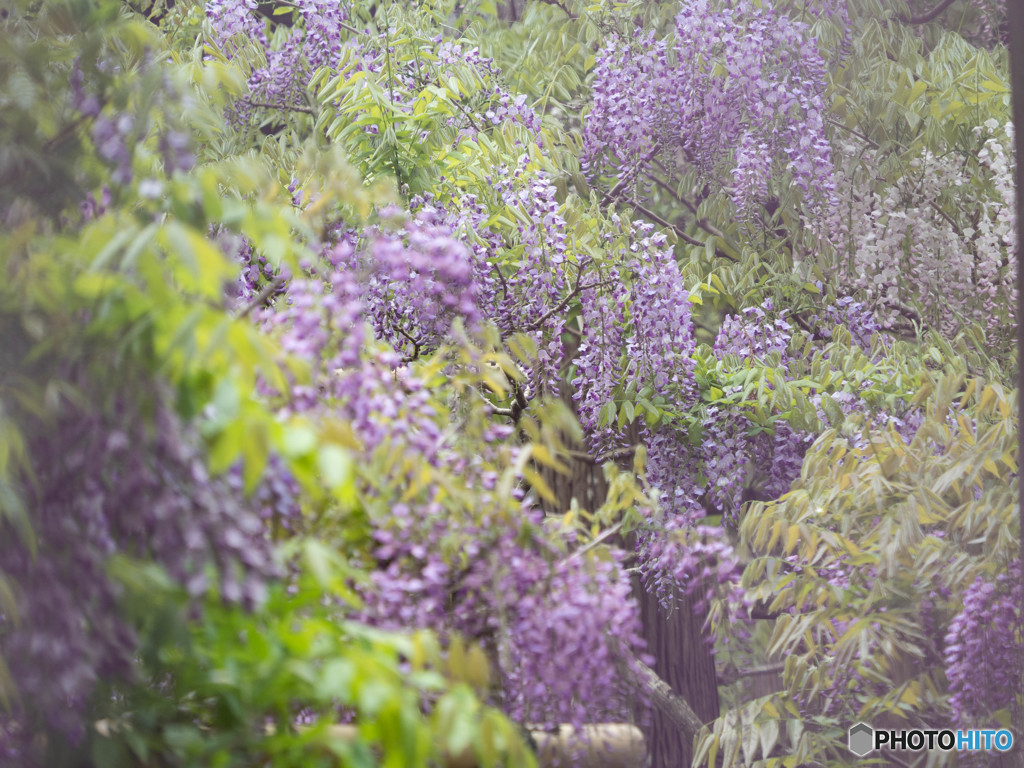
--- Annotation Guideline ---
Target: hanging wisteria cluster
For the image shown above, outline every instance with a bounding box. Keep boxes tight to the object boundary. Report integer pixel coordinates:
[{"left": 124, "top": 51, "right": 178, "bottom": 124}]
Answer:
[
  {"left": 407, "top": 161, "right": 578, "bottom": 395},
  {"left": 206, "top": 0, "right": 354, "bottom": 119},
  {"left": 945, "top": 563, "right": 1023, "bottom": 731},
  {"left": 234, "top": 203, "right": 650, "bottom": 728},
  {"left": 572, "top": 221, "right": 694, "bottom": 454},
  {"left": 72, "top": 53, "right": 196, "bottom": 194},
  {"left": 4, "top": 0, "right": 1019, "bottom": 763},
  {"left": 584, "top": 0, "right": 835, "bottom": 218},
  {"left": 825, "top": 120, "right": 1016, "bottom": 339},
  {"left": 0, "top": 396, "right": 278, "bottom": 748},
  {"left": 364, "top": 494, "right": 648, "bottom": 728},
  {"left": 335, "top": 208, "right": 484, "bottom": 357}
]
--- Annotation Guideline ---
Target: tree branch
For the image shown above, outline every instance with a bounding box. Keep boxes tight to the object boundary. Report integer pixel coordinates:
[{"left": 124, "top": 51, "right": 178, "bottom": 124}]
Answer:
[
  {"left": 525, "top": 261, "right": 587, "bottom": 332},
  {"left": 826, "top": 117, "right": 880, "bottom": 150},
  {"left": 627, "top": 198, "right": 737, "bottom": 262},
  {"left": 394, "top": 323, "right": 422, "bottom": 362},
  {"left": 566, "top": 445, "right": 637, "bottom": 465},
  {"left": 645, "top": 172, "right": 728, "bottom": 241},
  {"left": 536, "top": 0, "right": 576, "bottom": 19},
  {"left": 526, "top": 276, "right": 615, "bottom": 333},
  {"left": 627, "top": 199, "right": 699, "bottom": 245},
  {"left": 748, "top": 605, "right": 784, "bottom": 620},
  {"left": 476, "top": 386, "right": 515, "bottom": 418},
  {"left": 717, "top": 662, "right": 785, "bottom": 684},
  {"left": 246, "top": 100, "right": 315, "bottom": 115},
  {"left": 235, "top": 276, "right": 285, "bottom": 320},
  {"left": 600, "top": 145, "right": 740, "bottom": 261},
  {"left": 563, "top": 521, "right": 623, "bottom": 565},
  {"left": 490, "top": 259, "right": 510, "bottom": 301},
  {"left": 43, "top": 115, "right": 90, "bottom": 153},
  {"left": 898, "top": 0, "right": 957, "bottom": 25},
  {"left": 604, "top": 144, "right": 661, "bottom": 204},
  {"left": 617, "top": 650, "right": 706, "bottom": 741}
]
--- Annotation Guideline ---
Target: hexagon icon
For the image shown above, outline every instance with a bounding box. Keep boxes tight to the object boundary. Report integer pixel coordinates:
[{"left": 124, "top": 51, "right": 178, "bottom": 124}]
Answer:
[{"left": 848, "top": 722, "right": 874, "bottom": 756}]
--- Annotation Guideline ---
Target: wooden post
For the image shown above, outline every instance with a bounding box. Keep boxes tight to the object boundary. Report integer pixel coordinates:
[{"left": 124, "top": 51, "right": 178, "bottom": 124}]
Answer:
[{"left": 325, "top": 723, "right": 647, "bottom": 768}]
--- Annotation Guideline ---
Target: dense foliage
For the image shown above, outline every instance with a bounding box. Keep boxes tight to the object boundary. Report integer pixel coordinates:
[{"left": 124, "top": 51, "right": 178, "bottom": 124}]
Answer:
[{"left": 0, "top": 0, "right": 1017, "bottom": 766}]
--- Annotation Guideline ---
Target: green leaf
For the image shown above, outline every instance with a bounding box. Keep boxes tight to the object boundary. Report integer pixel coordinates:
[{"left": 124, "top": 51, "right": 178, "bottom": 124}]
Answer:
[
  {"left": 319, "top": 658, "right": 357, "bottom": 700},
  {"left": 819, "top": 392, "right": 844, "bottom": 428},
  {"left": 318, "top": 444, "right": 354, "bottom": 491},
  {"left": 282, "top": 423, "right": 318, "bottom": 457},
  {"left": 622, "top": 399, "right": 635, "bottom": 423},
  {"left": 437, "top": 686, "right": 479, "bottom": 758}
]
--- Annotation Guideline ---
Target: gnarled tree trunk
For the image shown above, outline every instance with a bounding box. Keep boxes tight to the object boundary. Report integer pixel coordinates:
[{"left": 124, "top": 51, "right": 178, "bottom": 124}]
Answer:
[
  {"left": 636, "top": 581, "right": 719, "bottom": 768},
  {"left": 537, "top": 339, "right": 719, "bottom": 767}
]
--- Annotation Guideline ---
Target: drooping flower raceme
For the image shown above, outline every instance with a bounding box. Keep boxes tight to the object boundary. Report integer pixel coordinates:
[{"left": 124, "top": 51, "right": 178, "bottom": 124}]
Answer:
[
  {"left": 945, "top": 563, "right": 1022, "bottom": 731},
  {"left": 572, "top": 221, "right": 696, "bottom": 456},
  {"left": 206, "top": 0, "right": 355, "bottom": 120},
  {"left": 246, "top": 210, "right": 649, "bottom": 732},
  {"left": 334, "top": 208, "right": 484, "bottom": 358},
  {"left": 585, "top": 0, "right": 835, "bottom": 219},
  {"left": 824, "top": 121, "right": 1016, "bottom": 341},
  {"left": 0, "top": 398, "right": 278, "bottom": 746},
  {"left": 415, "top": 162, "right": 577, "bottom": 396}
]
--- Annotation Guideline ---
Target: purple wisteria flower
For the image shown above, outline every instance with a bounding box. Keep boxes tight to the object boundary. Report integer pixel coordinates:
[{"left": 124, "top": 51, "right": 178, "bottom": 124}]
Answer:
[{"left": 584, "top": 0, "right": 835, "bottom": 219}]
